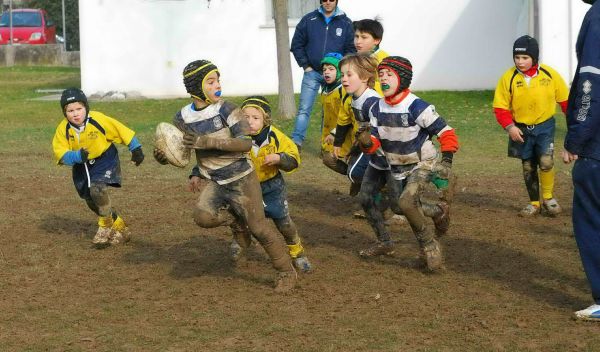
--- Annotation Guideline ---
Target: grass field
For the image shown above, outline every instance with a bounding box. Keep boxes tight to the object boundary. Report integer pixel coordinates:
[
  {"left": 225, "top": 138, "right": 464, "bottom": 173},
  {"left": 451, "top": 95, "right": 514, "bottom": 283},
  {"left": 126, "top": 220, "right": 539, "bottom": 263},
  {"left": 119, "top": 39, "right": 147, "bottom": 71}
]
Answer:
[{"left": 1, "top": 66, "right": 598, "bottom": 351}]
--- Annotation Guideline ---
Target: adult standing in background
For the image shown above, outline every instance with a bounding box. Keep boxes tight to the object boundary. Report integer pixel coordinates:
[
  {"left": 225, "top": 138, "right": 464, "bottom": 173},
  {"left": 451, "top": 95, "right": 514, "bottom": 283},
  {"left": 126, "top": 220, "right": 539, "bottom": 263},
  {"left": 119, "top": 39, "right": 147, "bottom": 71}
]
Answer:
[
  {"left": 290, "top": 0, "right": 355, "bottom": 150},
  {"left": 563, "top": 0, "right": 600, "bottom": 322}
]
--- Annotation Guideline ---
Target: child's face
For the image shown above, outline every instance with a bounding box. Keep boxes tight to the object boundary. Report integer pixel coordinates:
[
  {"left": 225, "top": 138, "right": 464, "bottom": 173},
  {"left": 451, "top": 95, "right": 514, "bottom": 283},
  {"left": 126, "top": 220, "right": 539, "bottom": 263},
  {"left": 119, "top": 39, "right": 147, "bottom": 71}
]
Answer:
[
  {"left": 243, "top": 106, "right": 265, "bottom": 135},
  {"left": 514, "top": 54, "right": 533, "bottom": 72},
  {"left": 322, "top": 64, "right": 338, "bottom": 84},
  {"left": 341, "top": 63, "right": 367, "bottom": 95},
  {"left": 65, "top": 102, "right": 87, "bottom": 126},
  {"left": 202, "top": 71, "right": 222, "bottom": 103},
  {"left": 378, "top": 68, "right": 399, "bottom": 98},
  {"left": 354, "top": 30, "right": 381, "bottom": 54}
]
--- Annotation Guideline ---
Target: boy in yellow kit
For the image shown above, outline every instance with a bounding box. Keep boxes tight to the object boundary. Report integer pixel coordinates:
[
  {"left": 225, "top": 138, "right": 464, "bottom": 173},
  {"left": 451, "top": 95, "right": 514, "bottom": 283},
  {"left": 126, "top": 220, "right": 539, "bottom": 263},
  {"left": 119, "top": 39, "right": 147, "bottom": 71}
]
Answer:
[
  {"left": 52, "top": 88, "right": 144, "bottom": 246},
  {"left": 493, "top": 35, "right": 569, "bottom": 216}
]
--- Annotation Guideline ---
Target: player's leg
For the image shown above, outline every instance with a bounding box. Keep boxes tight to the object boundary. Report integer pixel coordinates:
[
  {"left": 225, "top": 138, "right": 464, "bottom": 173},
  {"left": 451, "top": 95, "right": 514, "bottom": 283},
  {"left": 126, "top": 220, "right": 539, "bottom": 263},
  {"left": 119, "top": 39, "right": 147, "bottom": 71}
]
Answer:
[
  {"left": 358, "top": 166, "right": 394, "bottom": 257},
  {"left": 228, "top": 173, "right": 296, "bottom": 291},
  {"left": 291, "top": 70, "right": 323, "bottom": 147},
  {"left": 192, "top": 180, "right": 231, "bottom": 228},
  {"left": 520, "top": 158, "right": 541, "bottom": 216},
  {"left": 229, "top": 216, "right": 252, "bottom": 262},
  {"left": 322, "top": 151, "right": 348, "bottom": 175},
  {"left": 399, "top": 169, "right": 443, "bottom": 271},
  {"left": 88, "top": 182, "right": 114, "bottom": 245},
  {"left": 536, "top": 119, "right": 561, "bottom": 215}
]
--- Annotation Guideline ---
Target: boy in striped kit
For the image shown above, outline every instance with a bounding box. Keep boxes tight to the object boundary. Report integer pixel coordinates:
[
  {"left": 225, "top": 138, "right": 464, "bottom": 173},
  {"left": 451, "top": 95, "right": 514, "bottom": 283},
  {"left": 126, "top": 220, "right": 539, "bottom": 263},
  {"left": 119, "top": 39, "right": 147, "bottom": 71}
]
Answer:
[
  {"left": 358, "top": 56, "right": 458, "bottom": 271},
  {"left": 153, "top": 60, "right": 297, "bottom": 292}
]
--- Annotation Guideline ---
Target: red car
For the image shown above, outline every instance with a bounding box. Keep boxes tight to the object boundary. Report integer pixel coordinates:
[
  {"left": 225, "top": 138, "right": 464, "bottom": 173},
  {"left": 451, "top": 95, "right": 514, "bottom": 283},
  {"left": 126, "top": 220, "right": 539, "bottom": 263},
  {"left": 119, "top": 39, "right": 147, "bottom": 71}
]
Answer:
[{"left": 0, "top": 9, "right": 56, "bottom": 45}]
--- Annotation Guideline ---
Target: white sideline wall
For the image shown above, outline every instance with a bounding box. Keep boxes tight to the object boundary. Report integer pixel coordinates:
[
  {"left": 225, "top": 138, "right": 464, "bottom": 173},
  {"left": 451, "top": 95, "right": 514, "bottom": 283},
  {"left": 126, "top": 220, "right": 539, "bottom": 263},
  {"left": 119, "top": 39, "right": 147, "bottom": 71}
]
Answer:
[{"left": 79, "top": 0, "right": 589, "bottom": 97}]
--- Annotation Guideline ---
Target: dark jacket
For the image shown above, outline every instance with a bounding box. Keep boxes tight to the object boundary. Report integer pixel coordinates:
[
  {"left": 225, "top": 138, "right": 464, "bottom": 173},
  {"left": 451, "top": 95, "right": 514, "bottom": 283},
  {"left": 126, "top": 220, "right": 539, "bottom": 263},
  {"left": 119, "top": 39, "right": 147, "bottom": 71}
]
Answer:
[
  {"left": 290, "top": 7, "right": 355, "bottom": 72},
  {"left": 565, "top": 1, "right": 600, "bottom": 160}
]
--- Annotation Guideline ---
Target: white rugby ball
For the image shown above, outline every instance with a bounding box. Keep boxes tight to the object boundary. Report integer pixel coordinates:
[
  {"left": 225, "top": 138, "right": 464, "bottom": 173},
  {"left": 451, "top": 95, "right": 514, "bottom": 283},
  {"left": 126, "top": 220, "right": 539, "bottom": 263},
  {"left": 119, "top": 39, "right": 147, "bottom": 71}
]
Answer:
[{"left": 155, "top": 122, "right": 191, "bottom": 168}]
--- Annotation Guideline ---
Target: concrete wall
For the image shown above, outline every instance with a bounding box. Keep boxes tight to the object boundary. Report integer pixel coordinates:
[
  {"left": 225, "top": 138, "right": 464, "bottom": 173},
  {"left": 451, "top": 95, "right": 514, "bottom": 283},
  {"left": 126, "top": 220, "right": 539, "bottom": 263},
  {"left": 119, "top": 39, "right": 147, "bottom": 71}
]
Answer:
[
  {"left": 80, "top": 0, "right": 531, "bottom": 97},
  {"left": 0, "top": 44, "right": 79, "bottom": 66},
  {"left": 538, "top": 1, "right": 591, "bottom": 84}
]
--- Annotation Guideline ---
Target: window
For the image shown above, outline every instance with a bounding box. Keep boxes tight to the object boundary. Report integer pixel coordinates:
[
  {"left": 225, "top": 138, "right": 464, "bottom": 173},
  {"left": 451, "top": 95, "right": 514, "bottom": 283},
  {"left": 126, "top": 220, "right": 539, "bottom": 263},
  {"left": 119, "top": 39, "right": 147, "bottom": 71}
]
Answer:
[{"left": 265, "top": 0, "right": 320, "bottom": 26}]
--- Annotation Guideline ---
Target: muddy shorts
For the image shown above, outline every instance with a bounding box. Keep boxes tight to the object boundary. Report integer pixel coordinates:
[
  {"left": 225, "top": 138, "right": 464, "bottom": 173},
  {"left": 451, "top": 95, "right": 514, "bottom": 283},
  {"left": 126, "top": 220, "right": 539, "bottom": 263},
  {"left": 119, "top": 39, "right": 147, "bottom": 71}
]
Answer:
[
  {"left": 347, "top": 150, "right": 369, "bottom": 184},
  {"left": 72, "top": 144, "right": 121, "bottom": 200},
  {"left": 508, "top": 117, "right": 555, "bottom": 160},
  {"left": 261, "top": 173, "right": 289, "bottom": 220}
]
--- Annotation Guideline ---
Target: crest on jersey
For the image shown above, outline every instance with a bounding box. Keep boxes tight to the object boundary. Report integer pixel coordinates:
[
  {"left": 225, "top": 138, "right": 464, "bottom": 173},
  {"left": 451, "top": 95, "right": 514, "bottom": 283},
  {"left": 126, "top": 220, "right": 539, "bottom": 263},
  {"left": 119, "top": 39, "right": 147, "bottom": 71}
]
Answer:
[
  {"left": 583, "top": 80, "right": 592, "bottom": 94},
  {"left": 213, "top": 116, "right": 223, "bottom": 129},
  {"left": 401, "top": 114, "right": 409, "bottom": 127}
]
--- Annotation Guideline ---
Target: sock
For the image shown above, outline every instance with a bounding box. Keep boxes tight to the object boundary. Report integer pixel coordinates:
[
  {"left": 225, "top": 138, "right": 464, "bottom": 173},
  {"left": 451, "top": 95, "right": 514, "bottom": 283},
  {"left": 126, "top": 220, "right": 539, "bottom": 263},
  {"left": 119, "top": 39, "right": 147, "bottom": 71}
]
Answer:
[
  {"left": 97, "top": 215, "right": 113, "bottom": 228},
  {"left": 530, "top": 201, "right": 540, "bottom": 208},
  {"left": 112, "top": 215, "right": 126, "bottom": 231},
  {"left": 287, "top": 242, "right": 304, "bottom": 259},
  {"left": 539, "top": 167, "right": 555, "bottom": 200}
]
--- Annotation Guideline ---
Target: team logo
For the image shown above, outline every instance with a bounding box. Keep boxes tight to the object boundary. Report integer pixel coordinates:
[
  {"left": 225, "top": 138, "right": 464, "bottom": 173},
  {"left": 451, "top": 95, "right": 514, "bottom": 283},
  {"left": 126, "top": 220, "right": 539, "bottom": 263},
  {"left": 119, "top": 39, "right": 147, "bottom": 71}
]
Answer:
[
  {"left": 88, "top": 131, "right": 99, "bottom": 140},
  {"left": 401, "top": 114, "right": 409, "bottom": 127},
  {"left": 213, "top": 116, "right": 223, "bottom": 129},
  {"left": 336, "top": 28, "right": 342, "bottom": 37},
  {"left": 583, "top": 80, "right": 592, "bottom": 94},
  {"left": 105, "top": 170, "right": 112, "bottom": 178}
]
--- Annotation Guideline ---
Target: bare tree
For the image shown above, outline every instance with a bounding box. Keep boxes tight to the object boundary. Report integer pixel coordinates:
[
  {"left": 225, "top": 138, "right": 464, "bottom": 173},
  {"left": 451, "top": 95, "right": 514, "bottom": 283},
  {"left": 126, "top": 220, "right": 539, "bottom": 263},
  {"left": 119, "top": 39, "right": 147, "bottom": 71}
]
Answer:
[{"left": 273, "top": 0, "right": 296, "bottom": 120}]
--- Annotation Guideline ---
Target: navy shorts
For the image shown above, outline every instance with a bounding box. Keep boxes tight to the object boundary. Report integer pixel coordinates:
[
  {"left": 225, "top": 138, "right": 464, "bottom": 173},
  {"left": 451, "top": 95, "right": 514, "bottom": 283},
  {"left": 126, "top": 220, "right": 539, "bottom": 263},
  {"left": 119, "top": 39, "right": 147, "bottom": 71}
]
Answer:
[
  {"left": 261, "top": 173, "right": 289, "bottom": 220},
  {"left": 72, "top": 144, "right": 122, "bottom": 200},
  {"left": 508, "top": 117, "right": 555, "bottom": 160},
  {"left": 347, "top": 150, "right": 370, "bottom": 184}
]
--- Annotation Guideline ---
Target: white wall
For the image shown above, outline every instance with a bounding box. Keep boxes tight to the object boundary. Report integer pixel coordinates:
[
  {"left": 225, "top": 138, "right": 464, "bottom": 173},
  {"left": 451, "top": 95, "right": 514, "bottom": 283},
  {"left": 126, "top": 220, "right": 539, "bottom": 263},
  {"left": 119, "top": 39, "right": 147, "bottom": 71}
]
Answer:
[
  {"left": 538, "top": 0, "right": 592, "bottom": 85},
  {"left": 80, "top": 0, "right": 531, "bottom": 97}
]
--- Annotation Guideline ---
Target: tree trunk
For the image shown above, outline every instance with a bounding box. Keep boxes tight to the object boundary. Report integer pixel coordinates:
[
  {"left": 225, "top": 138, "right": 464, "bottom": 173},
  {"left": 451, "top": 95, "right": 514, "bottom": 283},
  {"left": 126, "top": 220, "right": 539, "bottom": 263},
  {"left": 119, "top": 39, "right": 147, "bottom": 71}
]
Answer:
[{"left": 273, "top": 0, "right": 296, "bottom": 120}]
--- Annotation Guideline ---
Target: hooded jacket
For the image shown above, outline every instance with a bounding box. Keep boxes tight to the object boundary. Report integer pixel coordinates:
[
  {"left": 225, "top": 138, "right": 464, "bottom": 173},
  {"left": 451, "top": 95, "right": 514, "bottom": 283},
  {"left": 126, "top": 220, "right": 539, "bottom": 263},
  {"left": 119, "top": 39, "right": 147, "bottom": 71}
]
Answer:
[
  {"left": 565, "top": 1, "right": 600, "bottom": 160},
  {"left": 290, "top": 7, "right": 355, "bottom": 72}
]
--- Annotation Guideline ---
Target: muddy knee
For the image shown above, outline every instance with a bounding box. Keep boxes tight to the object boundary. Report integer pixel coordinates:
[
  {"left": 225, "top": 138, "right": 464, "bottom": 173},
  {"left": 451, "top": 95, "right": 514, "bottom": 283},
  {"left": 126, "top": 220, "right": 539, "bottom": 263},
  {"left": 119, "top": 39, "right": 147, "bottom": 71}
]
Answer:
[
  {"left": 539, "top": 155, "right": 554, "bottom": 171},
  {"left": 193, "top": 208, "right": 227, "bottom": 228},
  {"left": 89, "top": 183, "right": 111, "bottom": 216}
]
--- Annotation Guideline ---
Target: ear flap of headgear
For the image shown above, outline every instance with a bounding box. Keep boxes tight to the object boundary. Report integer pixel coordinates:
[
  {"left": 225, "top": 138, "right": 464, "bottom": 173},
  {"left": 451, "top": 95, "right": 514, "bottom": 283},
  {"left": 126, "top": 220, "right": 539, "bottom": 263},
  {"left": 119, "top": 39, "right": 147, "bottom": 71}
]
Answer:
[
  {"left": 60, "top": 87, "right": 89, "bottom": 117},
  {"left": 241, "top": 95, "right": 272, "bottom": 125},
  {"left": 183, "top": 59, "right": 219, "bottom": 104},
  {"left": 378, "top": 56, "right": 413, "bottom": 94},
  {"left": 321, "top": 52, "right": 343, "bottom": 80}
]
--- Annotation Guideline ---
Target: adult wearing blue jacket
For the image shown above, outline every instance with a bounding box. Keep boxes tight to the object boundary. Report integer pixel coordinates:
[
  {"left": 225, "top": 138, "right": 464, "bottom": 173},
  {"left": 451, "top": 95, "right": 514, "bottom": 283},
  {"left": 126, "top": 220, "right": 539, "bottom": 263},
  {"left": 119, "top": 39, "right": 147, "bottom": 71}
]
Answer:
[
  {"left": 563, "top": 0, "right": 600, "bottom": 322},
  {"left": 290, "top": 0, "right": 355, "bottom": 148}
]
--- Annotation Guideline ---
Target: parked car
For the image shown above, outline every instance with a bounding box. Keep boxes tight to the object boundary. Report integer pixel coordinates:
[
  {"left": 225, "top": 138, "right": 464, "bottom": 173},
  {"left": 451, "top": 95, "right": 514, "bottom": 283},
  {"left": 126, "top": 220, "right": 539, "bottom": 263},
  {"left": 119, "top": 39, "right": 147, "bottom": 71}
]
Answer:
[{"left": 0, "top": 9, "right": 56, "bottom": 45}]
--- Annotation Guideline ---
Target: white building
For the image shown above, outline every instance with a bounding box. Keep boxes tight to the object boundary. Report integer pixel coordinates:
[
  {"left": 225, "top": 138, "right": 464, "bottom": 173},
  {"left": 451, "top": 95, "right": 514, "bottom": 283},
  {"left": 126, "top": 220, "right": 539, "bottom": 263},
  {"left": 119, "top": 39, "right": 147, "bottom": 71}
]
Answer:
[{"left": 79, "top": 0, "right": 592, "bottom": 98}]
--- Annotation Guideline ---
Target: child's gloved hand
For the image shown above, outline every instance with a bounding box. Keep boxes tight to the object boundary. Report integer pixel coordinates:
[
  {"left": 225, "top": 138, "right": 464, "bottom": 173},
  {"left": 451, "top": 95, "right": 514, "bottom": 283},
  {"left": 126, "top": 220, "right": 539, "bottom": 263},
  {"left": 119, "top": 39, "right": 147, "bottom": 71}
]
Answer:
[
  {"left": 153, "top": 147, "right": 169, "bottom": 165},
  {"left": 433, "top": 160, "right": 452, "bottom": 180},
  {"left": 79, "top": 149, "right": 89, "bottom": 163},
  {"left": 131, "top": 147, "right": 144, "bottom": 166},
  {"left": 356, "top": 126, "right": 372, "bottom": 148},
  {"left": 183, "top": 133, "right": 212, "bottom": 149}
]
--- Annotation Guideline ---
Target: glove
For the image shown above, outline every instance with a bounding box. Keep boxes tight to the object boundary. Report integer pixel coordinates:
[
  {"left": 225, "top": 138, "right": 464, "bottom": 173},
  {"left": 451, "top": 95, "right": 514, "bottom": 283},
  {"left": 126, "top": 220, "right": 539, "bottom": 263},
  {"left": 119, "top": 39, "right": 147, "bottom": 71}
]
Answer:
[
  {"left": 183, "top": 133, "right": 211, "bottom": 150},
  {"left": 355, "top": 125, "right": 372, "bottom": 148},
  {"left": 153, "top": 147, "right": 169, "bottom": 165},
  {"left": 79, "top": 149, "right": 89, "bottom": 163},
  {"left": 131, "top": 147, "right": 144, "bottom": 166},
  {"left": 432, "top": 160, "right": 452, "bottom": 180}
]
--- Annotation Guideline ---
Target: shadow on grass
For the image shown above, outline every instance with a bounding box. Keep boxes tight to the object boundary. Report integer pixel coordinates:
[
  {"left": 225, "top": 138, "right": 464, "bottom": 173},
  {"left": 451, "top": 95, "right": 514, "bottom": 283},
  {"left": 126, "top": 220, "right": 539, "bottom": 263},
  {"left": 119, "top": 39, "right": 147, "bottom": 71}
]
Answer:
[{"left": 39, "top": 214, "right": 96, "bottom": 240}]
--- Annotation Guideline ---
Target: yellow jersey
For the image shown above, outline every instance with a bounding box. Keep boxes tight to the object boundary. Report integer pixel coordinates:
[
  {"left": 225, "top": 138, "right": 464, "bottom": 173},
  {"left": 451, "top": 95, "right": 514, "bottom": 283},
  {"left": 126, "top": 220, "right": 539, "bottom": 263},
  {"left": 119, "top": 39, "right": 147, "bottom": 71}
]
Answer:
[
  {"left": 493, "top": 64, "right": 569, "bottom": 125},
  {"left": 249, "top": 125, "right": 300, "bottom": 182},
  {"left": 321, "top": 84, "right": 354, "bottom": 157}
]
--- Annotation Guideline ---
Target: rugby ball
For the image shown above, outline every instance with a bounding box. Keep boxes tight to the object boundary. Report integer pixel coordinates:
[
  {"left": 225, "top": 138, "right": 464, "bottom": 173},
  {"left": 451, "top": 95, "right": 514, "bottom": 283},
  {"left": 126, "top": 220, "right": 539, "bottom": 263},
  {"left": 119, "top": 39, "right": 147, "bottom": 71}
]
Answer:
[{"left": 155, "top": 122, "right": 191, "bottom": 168}]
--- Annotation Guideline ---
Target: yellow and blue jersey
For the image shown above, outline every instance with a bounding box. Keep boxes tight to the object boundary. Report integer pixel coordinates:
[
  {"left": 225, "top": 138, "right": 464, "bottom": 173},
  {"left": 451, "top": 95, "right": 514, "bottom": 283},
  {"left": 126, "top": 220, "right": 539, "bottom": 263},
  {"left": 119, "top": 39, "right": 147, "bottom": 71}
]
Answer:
[
  {"left": 52, "top": 110, "right": 136, "bottom": 164},
  {"left": 321, "top": 84, "right": 354, "bottom": 158},
  {"left": 249, "top": 125, "right": 300, "bottom": 183}
]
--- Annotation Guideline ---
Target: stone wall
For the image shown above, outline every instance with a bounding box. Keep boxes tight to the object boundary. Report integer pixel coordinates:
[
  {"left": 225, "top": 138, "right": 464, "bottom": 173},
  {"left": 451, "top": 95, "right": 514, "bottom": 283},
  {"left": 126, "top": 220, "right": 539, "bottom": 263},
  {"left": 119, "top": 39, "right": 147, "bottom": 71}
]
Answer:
[{"left": 0, "top": 44, "right": 79, "bottom": 67}]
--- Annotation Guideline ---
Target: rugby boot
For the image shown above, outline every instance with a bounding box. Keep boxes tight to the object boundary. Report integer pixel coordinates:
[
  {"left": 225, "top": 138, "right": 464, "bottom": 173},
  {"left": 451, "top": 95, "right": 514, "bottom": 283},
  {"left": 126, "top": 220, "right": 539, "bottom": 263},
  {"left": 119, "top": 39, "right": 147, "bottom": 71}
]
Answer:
[
  {"left": 274, "top": 269, "right": 298, "bottom": 293},
  {"left": 421, "top": 239, "right": 444, "bottom": 272},
  {"left": 432, "top": 202, "right": 450, "bottom": 237},
  {"left": 230, "top": 239, "right": 244, "bottom": 262},
  {"left": 93, "top": 226, "right": 113, "bottom": 245},
  {"left": 349, "top": 181, "right": 361, "bottom": 196},
  {"left": 359, "top": 240, "right": 395, "bottom": 258},
  {"left": 574, "top": 304, "right": 600, "bottom": 321},
  {"left": 518, "top": 203, "right": 540, "bottom": 217},
  {"left": 293, "top": 255, "right": 313, "bottom": 273},
  {"left": 542, "top": 198, "right": 562, "bottom": 216},
  {"left": 93, "top": 215, "right": 113, "bottom": 245},
  {"left": 110, "top": 215, "right": 130, "bottom": 244}
]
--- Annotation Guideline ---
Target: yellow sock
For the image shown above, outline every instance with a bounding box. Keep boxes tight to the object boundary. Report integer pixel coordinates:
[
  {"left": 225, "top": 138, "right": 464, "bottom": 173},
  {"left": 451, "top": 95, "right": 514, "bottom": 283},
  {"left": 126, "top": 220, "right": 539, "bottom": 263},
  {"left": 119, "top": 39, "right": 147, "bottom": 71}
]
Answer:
[
  {"left": 530, "top": 201, "right": 540, "bottom": 208},
  {"left": 97, "top": 215, "right": 113, "bottom": 228},
  {"left": 287, "top": 242, "right": 304, "bottom": 259},
  {"left": 112, "top": 215, "right": 126, "bottom": 231},
  {"left": 539, "top": 167, "right": 555, "bottom": 200}
]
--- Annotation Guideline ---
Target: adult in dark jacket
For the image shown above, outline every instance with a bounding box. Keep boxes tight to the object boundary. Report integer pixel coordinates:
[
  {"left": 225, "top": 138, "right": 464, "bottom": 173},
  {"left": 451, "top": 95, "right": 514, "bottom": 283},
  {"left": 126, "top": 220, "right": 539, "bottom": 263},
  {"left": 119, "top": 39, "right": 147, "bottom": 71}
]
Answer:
[
  {"left": 289, "top": 0, "right": 355, "bottom": 148},
  {"left": 563, "top": 0, "right": 600, "bottom": 321}
]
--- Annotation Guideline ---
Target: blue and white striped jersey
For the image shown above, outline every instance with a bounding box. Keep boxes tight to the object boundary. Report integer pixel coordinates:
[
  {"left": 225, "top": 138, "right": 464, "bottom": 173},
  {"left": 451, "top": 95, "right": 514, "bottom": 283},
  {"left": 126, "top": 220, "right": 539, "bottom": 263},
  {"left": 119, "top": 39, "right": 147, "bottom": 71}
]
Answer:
[
  {"left": 173, "top": 100, "right": 253, "bottom": 185},
  {"left": 367, "top": 92, "right": 452, "bottom": 175},
  {"left": 352, "top": 88, "right": 390, "bottom": 170}
]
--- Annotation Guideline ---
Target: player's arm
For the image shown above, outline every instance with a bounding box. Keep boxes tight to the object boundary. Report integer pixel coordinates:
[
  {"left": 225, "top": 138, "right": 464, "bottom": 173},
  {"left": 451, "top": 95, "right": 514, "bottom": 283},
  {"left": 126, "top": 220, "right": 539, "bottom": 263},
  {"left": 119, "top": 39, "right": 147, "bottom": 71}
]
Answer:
[
  {"left": 565, "top": 19, "right": 600, "bottom": 156},
  {"left": 272, "top": 133, "right": 300, "bottom": 172},
  {"left": 183, "top": 109, "right": 251, "bottom": 152},
  {"left": 52, "top": 125, "right": 88, "bottom": 166}
]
